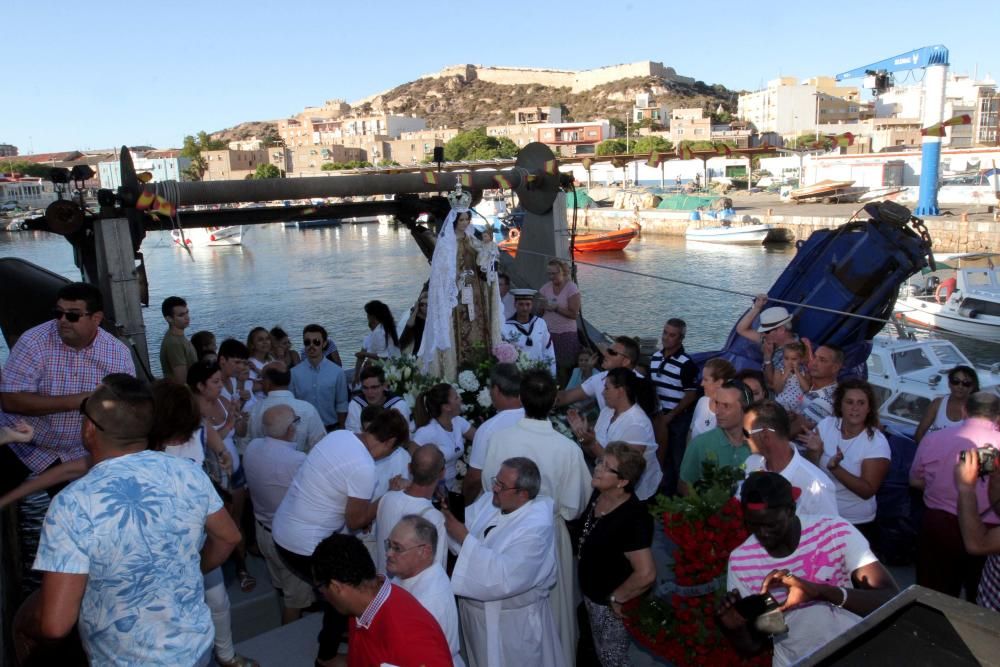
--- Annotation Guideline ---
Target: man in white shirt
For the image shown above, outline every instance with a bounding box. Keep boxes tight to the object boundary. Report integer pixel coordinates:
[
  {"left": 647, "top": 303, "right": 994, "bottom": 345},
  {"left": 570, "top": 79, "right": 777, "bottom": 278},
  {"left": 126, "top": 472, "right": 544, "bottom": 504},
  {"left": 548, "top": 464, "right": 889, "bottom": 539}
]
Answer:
[
  {"left": 385, "top": 515, "right": 464, "bottom": 667},
  {"left": 743, "top": 400, "right": 838, "bottom": 517},
  {"left": 445, "top": 457, "right": 564, "bottom": 667},
  {"left": 243, "top": 405, "right": 311, "bottom": 624},
  {"left": 554, "top": 336, "right": 640, "bottom": 412},
  {"left": 463, "top": 363, "right": 524, "bottom": 502},
  {"left": 271, "top": 409, "right": 410, "bottom": 664},
  {"left": 345, "top": 366, "right": 412, "bottom": 434},
  {"left": 374, "top": 445, "right": 447, "bottom": 573},
  {"left": 502, "top": 289, "right": 556, "bottom": 376},
  {"left": 248, "top": 362, "right": 326, "bottom": 452},
  {"left": 480, "top": 370, "right": 590, "bottom": 667}
]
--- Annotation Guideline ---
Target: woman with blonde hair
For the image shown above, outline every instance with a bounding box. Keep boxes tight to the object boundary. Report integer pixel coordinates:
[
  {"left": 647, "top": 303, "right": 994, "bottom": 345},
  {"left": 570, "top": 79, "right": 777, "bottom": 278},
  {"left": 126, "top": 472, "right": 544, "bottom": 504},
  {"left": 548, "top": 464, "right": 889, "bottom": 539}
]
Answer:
[{"left": 539, "top": 258, "right": 582, "bottom": 384}]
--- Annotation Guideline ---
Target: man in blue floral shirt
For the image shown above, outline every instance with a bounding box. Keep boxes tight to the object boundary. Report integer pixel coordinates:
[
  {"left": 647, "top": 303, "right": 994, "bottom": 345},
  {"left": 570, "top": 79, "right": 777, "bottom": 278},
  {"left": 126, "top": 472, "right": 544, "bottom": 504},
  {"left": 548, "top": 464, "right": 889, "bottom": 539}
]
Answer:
[{"left": 20, "top": 375, "right": 241, "bottom": 666}]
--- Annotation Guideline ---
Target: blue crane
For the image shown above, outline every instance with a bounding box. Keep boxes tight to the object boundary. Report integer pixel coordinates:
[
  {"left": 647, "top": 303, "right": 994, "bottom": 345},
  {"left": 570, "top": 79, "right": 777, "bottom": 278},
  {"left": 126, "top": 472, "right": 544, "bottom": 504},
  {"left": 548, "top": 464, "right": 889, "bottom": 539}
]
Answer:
[{"left": 836, "top": 45, "right": 950, "bottom": 215}]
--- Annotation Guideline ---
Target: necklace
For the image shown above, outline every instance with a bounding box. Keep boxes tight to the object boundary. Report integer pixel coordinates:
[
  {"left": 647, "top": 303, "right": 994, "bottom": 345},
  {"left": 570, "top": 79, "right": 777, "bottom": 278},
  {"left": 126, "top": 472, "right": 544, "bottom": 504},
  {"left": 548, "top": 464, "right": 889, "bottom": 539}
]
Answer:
[{"left": 578, "top": 493, "right": 626, "bottom": 554}]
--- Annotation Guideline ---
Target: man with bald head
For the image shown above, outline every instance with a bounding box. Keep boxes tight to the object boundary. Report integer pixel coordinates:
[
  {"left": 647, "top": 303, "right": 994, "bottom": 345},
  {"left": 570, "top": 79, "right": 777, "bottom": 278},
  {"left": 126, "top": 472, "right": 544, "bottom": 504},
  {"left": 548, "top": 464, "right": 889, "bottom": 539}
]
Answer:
[
  {"left": 248, "top": 361, "right": 325, "bottom": 452},
  {"left": 374, "top": 444, "right": 447, "bottom": 574},
  {"left": 243, "top": 405, "right": 311, "bottom": 623}
]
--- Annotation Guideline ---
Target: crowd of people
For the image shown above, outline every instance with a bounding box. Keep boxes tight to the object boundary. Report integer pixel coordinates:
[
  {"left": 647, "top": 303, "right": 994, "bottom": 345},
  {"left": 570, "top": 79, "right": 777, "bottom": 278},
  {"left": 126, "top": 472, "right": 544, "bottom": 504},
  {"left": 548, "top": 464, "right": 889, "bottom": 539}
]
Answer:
[{"left": 0, "top": 276, "right": 999, "bottom": 667}]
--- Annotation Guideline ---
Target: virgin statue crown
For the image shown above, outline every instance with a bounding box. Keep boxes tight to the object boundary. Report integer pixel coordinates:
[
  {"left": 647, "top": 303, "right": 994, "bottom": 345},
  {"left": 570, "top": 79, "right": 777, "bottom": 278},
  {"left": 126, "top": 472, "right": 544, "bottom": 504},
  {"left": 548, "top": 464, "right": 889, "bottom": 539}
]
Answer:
[{"left": 447, "top": 183, "right": 473, "bottom": 210}]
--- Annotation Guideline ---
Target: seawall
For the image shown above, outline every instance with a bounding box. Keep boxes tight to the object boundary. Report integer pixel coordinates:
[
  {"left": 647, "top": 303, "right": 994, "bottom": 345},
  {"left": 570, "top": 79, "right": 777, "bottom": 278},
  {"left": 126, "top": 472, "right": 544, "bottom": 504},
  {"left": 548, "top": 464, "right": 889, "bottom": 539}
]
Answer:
[{"left": 573, "top": 208, "right": 999, "bottom": 254}]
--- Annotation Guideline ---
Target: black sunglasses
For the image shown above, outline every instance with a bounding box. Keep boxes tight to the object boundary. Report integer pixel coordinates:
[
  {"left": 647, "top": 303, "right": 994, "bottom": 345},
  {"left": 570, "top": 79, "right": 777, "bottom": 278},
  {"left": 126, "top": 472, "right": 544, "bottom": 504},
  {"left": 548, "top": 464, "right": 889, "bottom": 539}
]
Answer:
[
  {"left": 79, "top": 397, "right": 106, "bottom": 431},
  {"left": 950, "top": 377, "right": 974, "bottom": 388},
  {"left": 53, "top": 308, "right": 92, "bottom": 323},
  {"left": 303, "top": 338, "right": 324, "bottom": 347},
  {"left": 605, "top": 348, "right": 620, "bottom": 357}
]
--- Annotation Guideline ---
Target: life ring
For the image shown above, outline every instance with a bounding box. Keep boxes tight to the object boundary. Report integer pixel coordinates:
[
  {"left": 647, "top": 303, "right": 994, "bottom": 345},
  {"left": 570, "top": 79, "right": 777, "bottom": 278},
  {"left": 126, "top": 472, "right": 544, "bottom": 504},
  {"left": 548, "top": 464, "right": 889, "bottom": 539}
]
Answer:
[
  {"left": 508, "top": 228, "right": 520, "bottom": 241},
  {"left": 935, "top": 277, "right": 957, "bottom": 304}
]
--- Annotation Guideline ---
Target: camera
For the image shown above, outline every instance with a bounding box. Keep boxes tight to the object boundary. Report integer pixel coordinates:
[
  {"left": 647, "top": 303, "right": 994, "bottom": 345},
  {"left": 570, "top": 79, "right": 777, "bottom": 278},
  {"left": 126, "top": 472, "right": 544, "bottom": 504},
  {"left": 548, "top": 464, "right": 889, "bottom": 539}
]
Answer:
[
  {"left": 734, "top": 592, "right": 787, "bottom": 636},
  {"left": 960, "top": 446, "right": 999, "bottom": 477}
]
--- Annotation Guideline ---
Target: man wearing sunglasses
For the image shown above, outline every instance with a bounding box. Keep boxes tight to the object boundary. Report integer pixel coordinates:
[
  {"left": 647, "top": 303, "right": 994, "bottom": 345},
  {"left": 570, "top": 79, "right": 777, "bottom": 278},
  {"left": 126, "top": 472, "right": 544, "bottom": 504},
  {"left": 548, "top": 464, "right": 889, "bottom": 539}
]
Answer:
[
  {"left": 0, "top": 282, "right": 134, "bottom": 497},
  {"left": 290, "top": 324, "right": 348, "bottom": 432}
]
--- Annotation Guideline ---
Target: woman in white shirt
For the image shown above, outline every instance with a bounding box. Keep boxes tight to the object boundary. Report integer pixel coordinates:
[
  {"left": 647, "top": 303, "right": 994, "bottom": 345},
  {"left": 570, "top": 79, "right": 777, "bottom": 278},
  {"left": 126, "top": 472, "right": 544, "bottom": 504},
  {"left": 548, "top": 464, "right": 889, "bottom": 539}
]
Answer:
[
  {"left": 413, "top": 382, "right": 476, "bottom": 496},
  {"left": 569, "top": 367, "right": 661, "bottom": 501},
  {"left": 688, "top": 357, "right": 736, "bottom": 441},
  {"left": 802, "top": 378, "right": 891, "bottom": 541},
  {"left": 355, "top": 300, "right": 401, "bottom": 385}
]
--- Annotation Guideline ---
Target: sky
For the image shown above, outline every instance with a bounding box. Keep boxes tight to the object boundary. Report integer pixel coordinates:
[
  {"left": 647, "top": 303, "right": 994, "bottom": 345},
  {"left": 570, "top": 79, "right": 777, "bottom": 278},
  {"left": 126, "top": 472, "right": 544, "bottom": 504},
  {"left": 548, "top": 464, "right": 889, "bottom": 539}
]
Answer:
[{"left": 4, "top": 0, "right": 999, "bottom": 154}]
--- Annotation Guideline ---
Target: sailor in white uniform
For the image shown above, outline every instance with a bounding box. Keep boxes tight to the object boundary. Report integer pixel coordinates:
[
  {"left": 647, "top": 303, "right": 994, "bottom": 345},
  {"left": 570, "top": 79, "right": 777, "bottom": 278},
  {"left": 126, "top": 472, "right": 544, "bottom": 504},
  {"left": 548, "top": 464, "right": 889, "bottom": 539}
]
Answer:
[{"left": 501, "top": 289, "right": 556, "bottom": 376}]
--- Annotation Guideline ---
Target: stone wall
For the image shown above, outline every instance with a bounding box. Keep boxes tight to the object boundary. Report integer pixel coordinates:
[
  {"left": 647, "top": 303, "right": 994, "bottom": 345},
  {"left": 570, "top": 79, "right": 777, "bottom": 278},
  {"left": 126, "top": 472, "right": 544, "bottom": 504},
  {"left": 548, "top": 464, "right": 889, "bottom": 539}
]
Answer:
[
  {"left": 417, "top": 62, "right": 696, "bottom": 93},
  {"left": 577, "top": 208, "right": 1000, "bottom": 253}
]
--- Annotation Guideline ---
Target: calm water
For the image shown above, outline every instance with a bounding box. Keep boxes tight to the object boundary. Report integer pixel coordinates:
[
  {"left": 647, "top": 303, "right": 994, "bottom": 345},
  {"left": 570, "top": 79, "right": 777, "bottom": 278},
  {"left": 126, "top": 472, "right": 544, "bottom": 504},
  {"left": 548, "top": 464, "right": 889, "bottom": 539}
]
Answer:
[{"left": 1, "top": 223, "right": 997, "bottom": 371}]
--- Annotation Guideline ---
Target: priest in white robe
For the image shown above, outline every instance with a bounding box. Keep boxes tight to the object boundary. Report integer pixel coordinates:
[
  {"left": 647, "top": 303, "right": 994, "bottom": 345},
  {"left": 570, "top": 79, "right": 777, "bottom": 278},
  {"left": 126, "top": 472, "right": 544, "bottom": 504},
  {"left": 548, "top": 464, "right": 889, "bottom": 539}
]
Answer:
[
  {"left": 501, "top": 289, "right": 556, "bottom": 376},
  {"left": 445, "top": 457, "right": 564, "bottom": 667},
  {"left": 479, "top": 370, "right": 590, "bottom": 667}
]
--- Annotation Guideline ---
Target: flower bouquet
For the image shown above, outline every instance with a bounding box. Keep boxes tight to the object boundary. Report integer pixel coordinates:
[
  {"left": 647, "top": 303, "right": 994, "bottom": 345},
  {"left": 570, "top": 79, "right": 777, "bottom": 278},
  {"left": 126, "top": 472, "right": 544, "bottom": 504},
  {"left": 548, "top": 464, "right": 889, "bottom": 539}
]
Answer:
[{"left": 624, "top": 462, "right": 772, "bottom": 666}]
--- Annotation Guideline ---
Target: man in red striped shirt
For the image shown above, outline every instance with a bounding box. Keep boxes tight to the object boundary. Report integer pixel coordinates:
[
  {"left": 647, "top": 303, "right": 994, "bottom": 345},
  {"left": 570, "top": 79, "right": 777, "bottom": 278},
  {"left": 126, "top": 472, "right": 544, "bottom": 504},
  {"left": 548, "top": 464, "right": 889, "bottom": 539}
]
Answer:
[
  {"left": 717, "top": 472, "right": 897, "bottom": 667},
  {"left": 312, "top": 533, "right": 452, "bottom": 667}
]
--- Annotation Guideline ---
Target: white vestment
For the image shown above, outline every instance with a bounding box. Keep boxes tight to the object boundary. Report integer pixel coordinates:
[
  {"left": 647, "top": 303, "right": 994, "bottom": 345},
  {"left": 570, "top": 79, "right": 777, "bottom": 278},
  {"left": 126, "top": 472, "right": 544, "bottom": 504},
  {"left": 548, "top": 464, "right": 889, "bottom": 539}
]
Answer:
[
  {"left": 480, "top": 419, "right": 590, "bottom": 667},
  {"left": 451, "top": 495, "right": 564, "bottom": 667},
  {"left": 501, "top": 316, "right": 556, "bottom": 376}
]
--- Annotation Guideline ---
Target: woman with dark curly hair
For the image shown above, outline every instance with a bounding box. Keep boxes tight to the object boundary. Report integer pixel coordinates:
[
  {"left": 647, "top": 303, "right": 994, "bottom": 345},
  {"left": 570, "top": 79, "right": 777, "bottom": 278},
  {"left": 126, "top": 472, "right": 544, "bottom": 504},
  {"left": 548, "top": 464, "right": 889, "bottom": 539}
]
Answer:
[{"left": 802, "top": 378, "right": 890, "bottom": 541}]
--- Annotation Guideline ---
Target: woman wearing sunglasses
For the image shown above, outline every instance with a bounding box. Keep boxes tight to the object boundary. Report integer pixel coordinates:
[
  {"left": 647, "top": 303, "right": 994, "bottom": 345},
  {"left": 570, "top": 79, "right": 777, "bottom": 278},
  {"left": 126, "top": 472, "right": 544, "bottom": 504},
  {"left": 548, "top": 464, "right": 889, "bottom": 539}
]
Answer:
[{"left": 914, "top": 365, "right": 980, "bottom": 444}]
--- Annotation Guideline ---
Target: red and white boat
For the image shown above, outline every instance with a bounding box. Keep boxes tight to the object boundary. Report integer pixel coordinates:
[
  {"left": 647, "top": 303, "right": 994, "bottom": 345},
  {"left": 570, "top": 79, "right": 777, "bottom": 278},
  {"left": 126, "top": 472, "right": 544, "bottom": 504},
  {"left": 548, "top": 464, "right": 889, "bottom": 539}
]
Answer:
[
  {"left": 499, "top": 226, "right": 638, "bottom": 256},
  {"left": 170, "top": 225, "right": 244, "bottom": 247}
]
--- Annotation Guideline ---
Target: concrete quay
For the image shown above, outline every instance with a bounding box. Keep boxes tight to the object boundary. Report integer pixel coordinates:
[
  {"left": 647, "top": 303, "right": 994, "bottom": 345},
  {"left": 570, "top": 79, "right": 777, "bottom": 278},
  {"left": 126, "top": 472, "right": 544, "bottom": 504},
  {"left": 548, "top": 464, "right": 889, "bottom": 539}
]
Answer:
[{"left": 574, "top": 193, "right": 999, "bottom": 253}]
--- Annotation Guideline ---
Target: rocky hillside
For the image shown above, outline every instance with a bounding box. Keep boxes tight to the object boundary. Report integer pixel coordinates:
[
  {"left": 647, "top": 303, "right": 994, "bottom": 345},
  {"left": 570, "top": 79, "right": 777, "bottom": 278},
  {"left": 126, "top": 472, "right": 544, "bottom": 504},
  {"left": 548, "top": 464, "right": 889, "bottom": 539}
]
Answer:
[{"left": 211, "top": 73, "right": 738, "bottom": 139}]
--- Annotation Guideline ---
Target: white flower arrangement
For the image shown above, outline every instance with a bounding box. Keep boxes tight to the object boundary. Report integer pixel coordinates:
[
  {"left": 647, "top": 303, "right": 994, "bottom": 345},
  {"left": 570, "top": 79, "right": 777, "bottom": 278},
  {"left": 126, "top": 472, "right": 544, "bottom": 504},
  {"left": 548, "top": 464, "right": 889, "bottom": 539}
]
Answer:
[
  {"left": 458, "top": 370, "right": 480, "bottom": 392},
  {"left": 476, "top": 387, "right": 492, "bottom": 408}
]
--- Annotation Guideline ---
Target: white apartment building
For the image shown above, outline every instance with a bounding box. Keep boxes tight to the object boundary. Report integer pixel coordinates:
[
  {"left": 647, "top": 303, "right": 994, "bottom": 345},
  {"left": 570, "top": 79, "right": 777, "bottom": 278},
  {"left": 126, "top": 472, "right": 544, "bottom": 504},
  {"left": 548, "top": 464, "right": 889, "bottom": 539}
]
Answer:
[
  {"left": 739, "top": 77, "right": 860, "bottom": 137},
  {"left": 874, "top": 73, "right": 996, "bottom": 148}
]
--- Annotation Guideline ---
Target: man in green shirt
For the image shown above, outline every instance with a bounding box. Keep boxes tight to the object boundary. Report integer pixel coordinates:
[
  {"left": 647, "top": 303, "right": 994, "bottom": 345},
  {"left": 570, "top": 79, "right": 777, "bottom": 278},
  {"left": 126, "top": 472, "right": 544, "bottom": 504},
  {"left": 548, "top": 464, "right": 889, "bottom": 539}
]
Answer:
[
  {"left": 679, "top": 380, "right": 753, "bottom": 495},
  {"left": 159, "top": 296, "right": 197, "bottom": 382}
]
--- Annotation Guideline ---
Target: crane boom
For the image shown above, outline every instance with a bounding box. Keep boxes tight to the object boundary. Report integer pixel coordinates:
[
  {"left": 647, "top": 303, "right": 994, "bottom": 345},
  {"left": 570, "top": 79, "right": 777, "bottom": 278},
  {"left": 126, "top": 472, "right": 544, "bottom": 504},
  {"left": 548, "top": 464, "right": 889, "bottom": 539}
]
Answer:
[{"left": 835, "top": 45, "right": 949, "bottom": 81}]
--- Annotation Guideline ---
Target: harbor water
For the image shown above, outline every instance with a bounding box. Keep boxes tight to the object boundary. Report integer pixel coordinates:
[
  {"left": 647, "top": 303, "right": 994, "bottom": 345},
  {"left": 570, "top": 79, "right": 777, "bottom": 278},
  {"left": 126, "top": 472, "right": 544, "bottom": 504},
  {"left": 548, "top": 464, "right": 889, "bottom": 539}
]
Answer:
[{"left": 1, "top": 223, "right": 998, "bottom": 370}]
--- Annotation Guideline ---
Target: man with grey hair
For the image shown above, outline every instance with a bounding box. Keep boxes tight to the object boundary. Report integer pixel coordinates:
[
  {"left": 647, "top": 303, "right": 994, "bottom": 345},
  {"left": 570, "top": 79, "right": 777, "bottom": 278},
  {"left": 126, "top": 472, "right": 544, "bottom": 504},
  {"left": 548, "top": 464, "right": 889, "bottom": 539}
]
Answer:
[
  {"left": 444, "top": 456, "right": 563, "bottom": 666},
  {"left": 464, "top": 363, "right": 524, "bottom": 502},
  {"left": 386, "top": 515, "right": 464, "bottom": 666},
  {"left": 912, "top": 391, "right": 1000, "bottom": 599},
  {"left": 242, "top": 404, "right": 311, "bottom": 624},
  {"left": 248, "top": 361, "right": 325, "bottom": 452},
  {"left": 374, "top": 444, "right": 447, "bottom": 574}
]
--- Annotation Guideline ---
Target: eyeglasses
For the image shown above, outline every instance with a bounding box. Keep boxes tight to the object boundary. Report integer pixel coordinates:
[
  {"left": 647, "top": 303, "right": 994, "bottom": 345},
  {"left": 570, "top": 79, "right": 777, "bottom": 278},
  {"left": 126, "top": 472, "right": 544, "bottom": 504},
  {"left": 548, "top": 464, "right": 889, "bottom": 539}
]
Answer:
[
  {"left": 303, "top": 338, "right": 324, "bottom": 347},
  {"left": 79, "top": 397, "right": 106, "bottom": 431},
  {"left": 53, "top": 308, "right": 92, "bottom": 323},
  {"left": 743, "top": 426, "right": 776, "bottom": 438},
  {"left": 291, "top": 415, "right": 301, "bottom": 426},
  {"left": 595, "top": 458, "right": 621, "bottom": 476},
  {"left": 491, "top": 476, "right": 520, "bottom": 492},
  {"left": 950, "top": 378, "right": 974, "bottom": 388},
  {"left": 383, "top": 539, "right": 427, "bottom": 554},
  {"left": 605, "top": 348, "right": 620, "bottom": 357}
]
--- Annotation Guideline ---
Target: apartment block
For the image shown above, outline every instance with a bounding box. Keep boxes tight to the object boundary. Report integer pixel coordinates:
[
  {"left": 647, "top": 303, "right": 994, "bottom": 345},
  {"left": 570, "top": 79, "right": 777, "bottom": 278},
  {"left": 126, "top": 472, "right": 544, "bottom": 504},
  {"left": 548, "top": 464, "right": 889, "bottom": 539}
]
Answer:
[
  {"left": 0, "top": 144, "right": 17, "bottom": 157},
  {"left": 633, "top": 93, "right": 667, "bottom": 125},
  {"left": 536, "top": 121, "right": 610, "bottom": 156},
  {"left": 385, "top": 138, "right": 444, "bottom": 165},
  {"left": 514, "top": 106, "right": 562, "bottom": 124},
  {"left": 739, "top": 77, "right": 860, "bottom": 137},
  {"left": 202, "top": 149, "right": 268, "bottom": 181}
]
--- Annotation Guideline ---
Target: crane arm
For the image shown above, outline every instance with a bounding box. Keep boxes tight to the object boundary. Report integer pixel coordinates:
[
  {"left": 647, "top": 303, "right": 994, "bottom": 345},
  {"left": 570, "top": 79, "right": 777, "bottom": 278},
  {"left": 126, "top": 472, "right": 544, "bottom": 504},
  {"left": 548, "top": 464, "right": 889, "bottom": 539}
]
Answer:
[{"left": 835, "top": 45, "right": 949, "bottom": 81}]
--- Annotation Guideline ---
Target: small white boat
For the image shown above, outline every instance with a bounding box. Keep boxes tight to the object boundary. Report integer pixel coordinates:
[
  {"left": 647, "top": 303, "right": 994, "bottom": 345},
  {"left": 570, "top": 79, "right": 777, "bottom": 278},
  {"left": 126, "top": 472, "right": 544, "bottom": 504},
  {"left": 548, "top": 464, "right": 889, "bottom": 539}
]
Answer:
[
  {"left": 894, "top": 253, "right": 1000, "bottom": 343},
  {"left": 867, "top": 333, "right": 1000, "bottom": 436},
  {"left": 171, "top": 225, "right": 244, "bottom": 247},
  {"left": 686, "top": 223, "right": 774, "bottom": 245}
]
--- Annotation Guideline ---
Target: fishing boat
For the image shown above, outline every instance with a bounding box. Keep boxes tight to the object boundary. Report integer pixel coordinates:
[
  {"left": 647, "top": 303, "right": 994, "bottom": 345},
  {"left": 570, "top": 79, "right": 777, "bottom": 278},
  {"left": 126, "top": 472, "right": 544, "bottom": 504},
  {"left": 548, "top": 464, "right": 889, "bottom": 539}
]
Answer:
[
  {"left": 866, "top": 333, "right": 1000, "bottom": 436},
  {"left": 290, "top": 219, "right": 342, "bottom": 229},
  {"left": 499, "top": 225, "right": 638, "bottom": 256},
  {"left": 785, "top": 179, "right": 858, "bottom": 203},
  {"left": 170, "top": 225, "right": 244, "bottom": 247},
  {"left": 685, "top": 223, "right": 783, "bottom": 245},
  {"left": 894, "top": 252, "right": 1000, "bottom": 343}
]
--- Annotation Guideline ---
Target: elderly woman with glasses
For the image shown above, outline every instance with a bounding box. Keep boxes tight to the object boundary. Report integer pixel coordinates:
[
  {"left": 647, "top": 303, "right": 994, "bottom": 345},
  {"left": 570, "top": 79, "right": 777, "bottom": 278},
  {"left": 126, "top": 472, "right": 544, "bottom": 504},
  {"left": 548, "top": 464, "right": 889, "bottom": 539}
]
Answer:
[
  {"left": 914, "top": 365, "right": 980, "bottom": 444},
  {"left": 576, "top": 443, "right": 655, "bottom": 666}
]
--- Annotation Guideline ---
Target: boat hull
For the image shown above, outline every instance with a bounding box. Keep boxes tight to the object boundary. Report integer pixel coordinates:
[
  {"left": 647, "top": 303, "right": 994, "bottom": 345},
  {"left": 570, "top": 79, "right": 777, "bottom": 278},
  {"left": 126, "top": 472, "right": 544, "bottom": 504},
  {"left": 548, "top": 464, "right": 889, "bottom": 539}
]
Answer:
[
  {"left": 499, "top": 227, "right": 637, "bottom": 256},
  {"left": 171, "top": 226, "right": 243, "bottom": 247},
  {"left": 685, "top": 224, "right": 772, "bottom": 245},
  {"left": 894, "top": 296, "right": 1000, "bottom": 343}
]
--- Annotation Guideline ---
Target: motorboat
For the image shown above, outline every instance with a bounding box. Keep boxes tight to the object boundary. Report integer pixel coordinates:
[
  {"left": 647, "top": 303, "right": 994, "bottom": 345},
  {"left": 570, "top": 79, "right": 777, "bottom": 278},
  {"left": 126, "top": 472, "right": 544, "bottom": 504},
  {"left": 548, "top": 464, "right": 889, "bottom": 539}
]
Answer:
[
  {"left": 498, "top": 225, "right": 638, "bottom": 256},
  {"left": 866, "top": 333, "right": 1000, "bottom": 436},
  {"left": 289, "top": 219, "right": 342, "bottom": 229},
  {"left": 685, "top": 223, "right": 789, "bottom": 245},
  {"left": 894, "top": 253, "right": 1000, "bottom": 343},
  {"left": 170, "top": 225, "right": 244, "bottom": 247}
]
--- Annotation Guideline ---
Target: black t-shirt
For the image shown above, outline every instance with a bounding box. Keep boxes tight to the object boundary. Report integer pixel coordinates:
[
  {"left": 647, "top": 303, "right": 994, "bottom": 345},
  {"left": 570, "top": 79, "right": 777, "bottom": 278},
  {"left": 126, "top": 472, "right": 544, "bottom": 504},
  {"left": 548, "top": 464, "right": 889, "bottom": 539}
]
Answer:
[{"left": 577, "top": 491, "right": 654, "bottom": 603}]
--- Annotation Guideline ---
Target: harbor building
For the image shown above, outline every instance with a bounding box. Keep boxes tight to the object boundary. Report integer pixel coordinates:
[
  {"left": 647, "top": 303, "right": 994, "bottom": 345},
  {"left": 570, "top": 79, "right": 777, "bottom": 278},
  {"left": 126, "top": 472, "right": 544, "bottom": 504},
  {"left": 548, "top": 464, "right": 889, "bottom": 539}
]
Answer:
[
  {"left": 738, "top": 76, "right": 862, "bottom": 138},
  {"left": 98, "top": 151, "right": 190, "bottom": 189},
  {"left": 202, "top": 149, "right": 269, "bottom": 181},
  {"left": 0, "top": 144, "right": 17, "bottom": 157}
]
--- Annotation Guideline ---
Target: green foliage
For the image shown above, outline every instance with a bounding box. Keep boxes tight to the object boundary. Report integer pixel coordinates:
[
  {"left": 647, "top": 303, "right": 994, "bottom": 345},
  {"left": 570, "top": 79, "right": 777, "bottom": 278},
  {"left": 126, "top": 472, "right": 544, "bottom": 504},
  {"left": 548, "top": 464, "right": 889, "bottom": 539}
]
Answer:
[
  {"left": 320, "top": 161, "right": 373, "bottom": 171},
  {"left": 377, "top": 159, "right": 400, "bottom": 167},
  {"left": 649, "top": 461, "right": 745, "bottom": 521},
  {"left": 260, "top": 128, "right": 283, "bottom": 148},
  {"left": 788, "top": 134, "right": 832, "bottom": 150},
  {"left": 443, "top": 128, "right": 518, "bottom": 161},
  {"left": 182, "top": 155, "right": 207, "bottom": 182},
  {"left": 596, "top": 138, "right": 629, "bottom": 156},
  {"left": 609, "top": 118, "right": 626, "bottom": 136},
  {"left": 252, "top": 163, "right": 281, "bottom": 179},
  {"left": 631, "top": 135, "right": 673, "bottom": 154},
  {"left": 1, "top": 160, "right": 54, "bottom": 178},
  {"left": 180, "top": 131, "right": 226, "bottom": 159}
]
